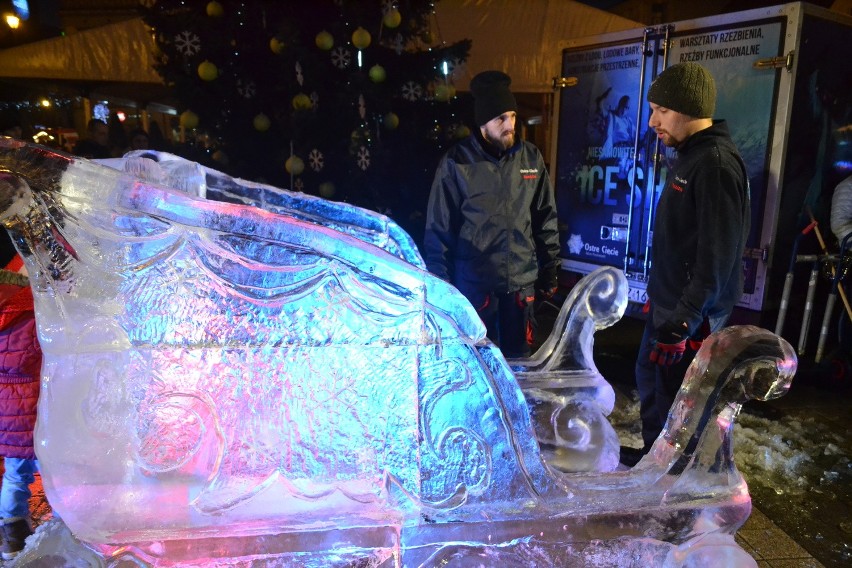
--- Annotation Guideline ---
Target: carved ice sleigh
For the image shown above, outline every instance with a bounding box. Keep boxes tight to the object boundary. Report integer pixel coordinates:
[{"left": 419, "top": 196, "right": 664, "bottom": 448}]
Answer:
[{"left": 0, "top": 139, "right": 796, "bottom": 566}]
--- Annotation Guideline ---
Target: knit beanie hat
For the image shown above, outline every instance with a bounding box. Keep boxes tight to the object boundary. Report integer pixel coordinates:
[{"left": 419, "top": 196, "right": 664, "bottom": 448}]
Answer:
[
  {"left": 647, "top": 62, "right": 716, "bottom": 118},
  {"left": 471, "top": 70, "right": 518, "bottom": 126}
]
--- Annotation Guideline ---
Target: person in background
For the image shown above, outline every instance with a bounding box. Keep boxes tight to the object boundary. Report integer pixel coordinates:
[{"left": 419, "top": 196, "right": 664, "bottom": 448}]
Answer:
[
  {"left": 830, "top": 174, "right": 852, "bottom": 246},
  {"left": 627, "top": 62, "right": 750, "bottom": 465},
  {"left": 0, "top": 112, "right": 22, "bottom": 142},
  {"left": 0, "top": 119, "right": 41, "bottom": 559},
  {"left": 72, "top": 119, "right": 111, "bottom": 159},
  {"left": 128, "top": 127, "right": 150, "bottom": 151},
  {"left": 829, "top": 173, "right": 852, "bottom": 352},
  {"left": 423, "top": 70, "right": 560, "bottom": 358}
]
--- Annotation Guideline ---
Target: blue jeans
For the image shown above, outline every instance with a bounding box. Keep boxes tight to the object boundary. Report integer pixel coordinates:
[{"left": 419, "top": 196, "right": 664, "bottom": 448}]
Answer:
[
  {"left": 0, "top": 458, "right": 38, "bottom": 519},
  {"left": 635, "top": 306, "right": 729, "bottom": 450}
]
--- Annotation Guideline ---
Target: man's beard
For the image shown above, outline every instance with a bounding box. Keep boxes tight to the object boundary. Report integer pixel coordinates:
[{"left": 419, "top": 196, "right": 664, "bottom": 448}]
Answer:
[{"left": 487, "top": 130, "right": 515, "bottom": 151}]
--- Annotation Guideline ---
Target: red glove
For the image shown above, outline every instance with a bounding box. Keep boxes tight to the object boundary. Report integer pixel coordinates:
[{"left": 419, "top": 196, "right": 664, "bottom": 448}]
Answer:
[
  {"left": 650, "top": 321, "right": 688, "bottom": 366},
  {"left": 687, "top": 317, "right": 712, "bottom": 351},
  {"left": 537, "top": 286, "right": 558, "bottom": 301}
]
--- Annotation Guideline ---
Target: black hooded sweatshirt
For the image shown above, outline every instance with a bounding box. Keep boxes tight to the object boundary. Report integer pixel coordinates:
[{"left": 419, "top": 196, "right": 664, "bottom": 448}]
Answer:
[{"left": 648, "top": 120, "right": 750, "bottom": 335}]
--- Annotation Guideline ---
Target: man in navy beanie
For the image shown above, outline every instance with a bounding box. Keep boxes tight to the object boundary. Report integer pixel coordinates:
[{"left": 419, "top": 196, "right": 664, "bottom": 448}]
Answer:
[
  {"left": 625, "top": 62, "right": 751, "bottom": 465},
  {"left": 423, "top": 70, "right": 560, "bottom": 358}
]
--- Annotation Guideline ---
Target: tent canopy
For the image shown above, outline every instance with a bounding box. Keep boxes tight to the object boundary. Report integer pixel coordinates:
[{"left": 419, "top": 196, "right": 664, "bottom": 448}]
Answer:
[
  {"left": 0, "top": 1, "right": 642, "bottom": 102},
  {"left": 0, "top": 18, "right": 165, "bottom": 104},
  {"left": 436, "top": 0, "right": 641, "bottom": 92}
]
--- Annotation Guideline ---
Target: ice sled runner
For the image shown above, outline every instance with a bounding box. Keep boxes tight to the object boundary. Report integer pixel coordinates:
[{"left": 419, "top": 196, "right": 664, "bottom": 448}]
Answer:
[{"left": 0, "top": 138, "right": 796, "bottom": 566}]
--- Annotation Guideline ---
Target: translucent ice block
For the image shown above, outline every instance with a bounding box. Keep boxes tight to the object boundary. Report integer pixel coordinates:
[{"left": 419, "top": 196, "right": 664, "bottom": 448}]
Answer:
[{"left": 0, "top": 139, "right": 796, "bottom": 567}]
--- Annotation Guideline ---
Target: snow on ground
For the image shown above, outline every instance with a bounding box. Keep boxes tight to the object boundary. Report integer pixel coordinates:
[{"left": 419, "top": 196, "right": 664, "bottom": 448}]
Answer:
[{"left": 610, "top": 384, "right": 852, "bottom": 567}]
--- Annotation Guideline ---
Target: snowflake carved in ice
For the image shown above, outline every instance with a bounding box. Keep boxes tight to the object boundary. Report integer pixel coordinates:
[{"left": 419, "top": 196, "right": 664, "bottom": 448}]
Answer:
[
  {"left": 331, "top": 46, "right": 351, "bottom": 69},
  {"left": 174, "top": 31, "right": 201, "bottom": 56},
  {"left": 308, "top": 149, "right": 324, "bottom": 172},
  {"left": 236, "top": 79, "right": 256, "bottom": 99},
  {"left": 401, "top": 81, "right": 422, "bottom": 102},
  {"left": 356, "top": 146, "right": 370, "bottom": 171}
]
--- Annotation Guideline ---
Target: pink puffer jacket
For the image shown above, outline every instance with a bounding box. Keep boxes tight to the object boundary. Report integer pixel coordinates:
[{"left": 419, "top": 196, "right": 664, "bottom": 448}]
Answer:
[{"left": 0, "top": 267, "right": 41, "bottom": 460}]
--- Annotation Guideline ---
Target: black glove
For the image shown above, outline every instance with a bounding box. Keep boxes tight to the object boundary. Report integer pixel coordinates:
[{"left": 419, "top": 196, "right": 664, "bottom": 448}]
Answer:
[
  {"left": 536, "top": 270, "right": 558, "bottom": 301},
  {"left": 650, "top": 320, "right": 688, "bottom": 366}
]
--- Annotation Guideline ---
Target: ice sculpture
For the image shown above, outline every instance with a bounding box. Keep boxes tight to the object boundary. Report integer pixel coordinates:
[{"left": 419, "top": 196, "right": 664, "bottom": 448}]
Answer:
[{"left": 0, "top": 138, "right": 796, "bottom": 566}]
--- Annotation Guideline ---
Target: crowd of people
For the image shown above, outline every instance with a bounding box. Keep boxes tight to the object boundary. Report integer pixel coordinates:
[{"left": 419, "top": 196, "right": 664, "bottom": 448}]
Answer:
[{"left": 0, "top": 109, "right": 162, "bottom": 162}]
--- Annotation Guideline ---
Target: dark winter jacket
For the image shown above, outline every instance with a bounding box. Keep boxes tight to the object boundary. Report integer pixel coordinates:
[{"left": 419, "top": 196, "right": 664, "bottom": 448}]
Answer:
[
  {"left": 647, "top": 120, "right": 750, "bottom": 336},
  {"left": 423, "top": 132, "right": 561, "bottom": 301},
  {"left": 0, "top": 268, "right": 40, "bottom": 460}
]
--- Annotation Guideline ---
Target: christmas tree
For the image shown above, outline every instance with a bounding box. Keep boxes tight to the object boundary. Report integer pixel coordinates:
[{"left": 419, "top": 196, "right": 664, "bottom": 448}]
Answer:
[{"left": 141, "top": 0, "right": 471, "bottom": 241}]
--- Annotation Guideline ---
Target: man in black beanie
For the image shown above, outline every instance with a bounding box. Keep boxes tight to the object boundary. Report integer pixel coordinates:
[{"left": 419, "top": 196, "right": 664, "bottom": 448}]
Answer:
[
  {"left": 423, "top": 70, "right": 560, "bottom": 358},
  {"left": 627, "top": 62, "right": 751, "bottom": 465}
]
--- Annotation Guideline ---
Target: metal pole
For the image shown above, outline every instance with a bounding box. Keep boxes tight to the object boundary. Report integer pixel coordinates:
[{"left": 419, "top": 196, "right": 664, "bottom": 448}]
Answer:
[
  {"left": 798, "top": 261, "right": 819, "bottom": 355},
  {"left": 642, "top": 25, "right": 671, "bottom": 278},
  {"left": 623, "top": 27, "right": 653, "bottom": 274}
]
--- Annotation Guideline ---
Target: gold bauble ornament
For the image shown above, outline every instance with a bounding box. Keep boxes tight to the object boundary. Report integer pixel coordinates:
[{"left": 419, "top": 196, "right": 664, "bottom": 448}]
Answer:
[
  {"left": 383, "top": 8, "right": 402, "bottom": 29},
  {"left": 455, "top": 125, "right": 471, "bottom": 139},
  {"left": 269, "top": 37, "right": 284, "bottom": 54},
  {"left": 434, "top": 84, "right": 455, "bottom": 102},
  {"left": 211, "top": 150, "right": 228, "bottom": 165},
  {"left": 351, "top": 27, "right": 371, "bottom": 49},
  {"left": 368, "top": 64, "right": 386, "bottom": 83},
  {"left": 315, "top": 30, "right": 334, "bottom": 51},
  {"left": 253, "top": 113, "right": 271, "bottom": 132},
  {"left": 206, "top": 1, "right": 224, "bottom": 17},
  {"left": 318, "top": 182, "right": 336, "bottom": 199},
  {"left": 197, "top": 60, "right": 218, "bottom": 81},
  {"left": 179, "top": 110, "right": 199, "bottom": 129},
  {"left": 292, "top": 93, "right": 312, "bottom": 111},
  {"left": 285, "top": 155, "right": 305, "bottom": 175},
  {"left": 383, "top": 112, "right": 399, "bottom": 130}
]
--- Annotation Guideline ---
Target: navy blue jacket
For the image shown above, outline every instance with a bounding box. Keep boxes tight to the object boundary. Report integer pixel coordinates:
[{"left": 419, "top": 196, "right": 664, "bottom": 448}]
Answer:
[{"left": 423, "top": 132, "right": 560, "bottom": 300}]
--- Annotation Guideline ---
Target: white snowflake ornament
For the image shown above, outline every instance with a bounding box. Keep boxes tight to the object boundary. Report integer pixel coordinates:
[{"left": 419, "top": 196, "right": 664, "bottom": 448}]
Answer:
[
  {"left": 401, "top": 81, "right": 422, "bottom": 102},
  {"left": 236, "top": 79, "right": 256, "bottom": 99},
  {"left": 294, "top": 178, "right": 304, "bottom": 192},
  {"left": 174, "top": 31, "right": 201, "bottom": 56},
  {"left": 331, "top": 47, "right": 351, "bottom": 69},
  {"left": 308, "top": 149, "right": 324, "bottom": 172},
  {"left": 391, "top": 33, "right": 404, "bottom": 55},
  {"left": 357, "top": 146, "right": 371, "bottom": 171}
]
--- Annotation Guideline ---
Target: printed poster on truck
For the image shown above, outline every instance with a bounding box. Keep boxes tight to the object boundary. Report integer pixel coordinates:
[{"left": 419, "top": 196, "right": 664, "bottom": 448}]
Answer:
[{"left": 555, "top": 18, "right": 785, "bottom": 308}]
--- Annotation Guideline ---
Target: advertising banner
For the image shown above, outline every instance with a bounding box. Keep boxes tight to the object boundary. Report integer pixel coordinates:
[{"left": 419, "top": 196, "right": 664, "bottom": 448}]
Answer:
[{"left": 555, "top": 17, "right": 785, "bottom": 309}]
